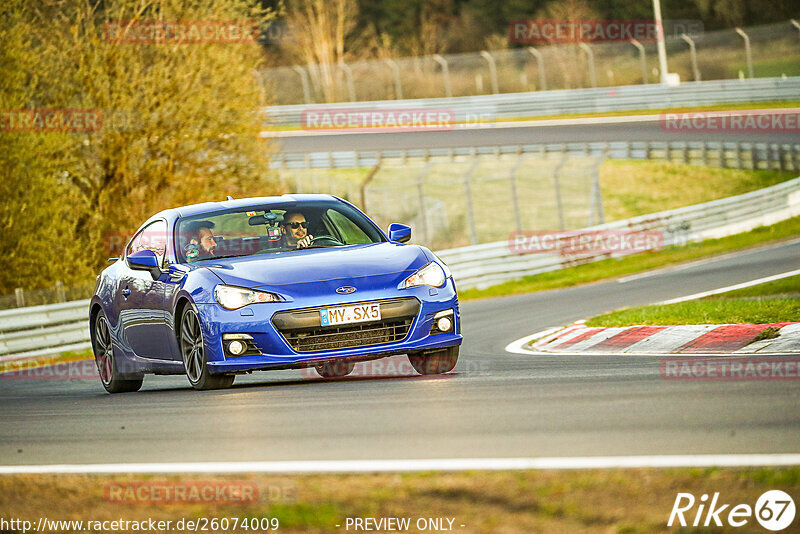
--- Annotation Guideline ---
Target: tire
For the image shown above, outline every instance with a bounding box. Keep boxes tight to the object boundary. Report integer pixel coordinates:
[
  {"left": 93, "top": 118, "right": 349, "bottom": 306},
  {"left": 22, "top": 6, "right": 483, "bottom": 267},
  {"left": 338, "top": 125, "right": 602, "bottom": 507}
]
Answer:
[
  {"left": 315, "top": 360, "right": 355, "bottom": 378},
  {"left": 408, "top": 345, "right": 459, "bottom": 375},
  {"left": 180, "top": 307, "right": 235, "bottom": 390},
  {"left": 92, "top": 311, "right": 143, "bottom": 393}
]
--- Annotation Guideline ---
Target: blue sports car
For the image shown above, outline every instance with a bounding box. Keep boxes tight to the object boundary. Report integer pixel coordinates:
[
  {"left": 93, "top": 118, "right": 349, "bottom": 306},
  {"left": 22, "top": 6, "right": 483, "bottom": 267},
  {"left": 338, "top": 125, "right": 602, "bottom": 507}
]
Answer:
[{"left": 90, "top": 194, "right": 462, "bottom": 392}]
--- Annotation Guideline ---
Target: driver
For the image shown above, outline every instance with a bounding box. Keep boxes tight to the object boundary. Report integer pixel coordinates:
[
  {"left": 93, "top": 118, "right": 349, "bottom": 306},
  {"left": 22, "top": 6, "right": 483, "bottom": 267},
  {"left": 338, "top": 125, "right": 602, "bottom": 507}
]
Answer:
[
  {"left": 184, "top": 221, "right": 218, "bottom": 261},
  {"left": 281, "top": 211, "right": 313, "bottom": 249}
]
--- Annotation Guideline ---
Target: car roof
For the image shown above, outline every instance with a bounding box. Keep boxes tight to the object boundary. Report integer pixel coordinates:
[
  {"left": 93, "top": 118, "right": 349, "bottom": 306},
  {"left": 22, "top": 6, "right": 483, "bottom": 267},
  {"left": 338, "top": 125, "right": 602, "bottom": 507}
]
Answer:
[{"left": 154, "top": 194, "right": 342, "bottom": 220}]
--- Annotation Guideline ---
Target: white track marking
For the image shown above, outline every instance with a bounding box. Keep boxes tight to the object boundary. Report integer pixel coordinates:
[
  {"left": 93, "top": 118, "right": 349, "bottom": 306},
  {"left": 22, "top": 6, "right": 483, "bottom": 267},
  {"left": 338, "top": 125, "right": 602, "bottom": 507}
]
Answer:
[
  {"left": 659, "top": 269, "right": 800, "bottom": 305},
  {"left": 2, "top": 455, "right": 799, "bottom": 474}
]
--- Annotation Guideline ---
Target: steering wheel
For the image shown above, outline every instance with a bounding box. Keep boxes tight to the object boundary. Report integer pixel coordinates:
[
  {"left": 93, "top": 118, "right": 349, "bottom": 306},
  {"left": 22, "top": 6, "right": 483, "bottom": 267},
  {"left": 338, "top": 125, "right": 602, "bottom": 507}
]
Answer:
[{"left": 308, "top": 235, "right": 344, "bottom": 247}]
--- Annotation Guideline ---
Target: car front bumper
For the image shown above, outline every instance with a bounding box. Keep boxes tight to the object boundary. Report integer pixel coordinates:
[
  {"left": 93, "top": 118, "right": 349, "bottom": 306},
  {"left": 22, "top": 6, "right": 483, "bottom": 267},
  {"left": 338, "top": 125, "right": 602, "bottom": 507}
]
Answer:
[{"left": 197, "top": 278, "right": 462, "bottom": 374}]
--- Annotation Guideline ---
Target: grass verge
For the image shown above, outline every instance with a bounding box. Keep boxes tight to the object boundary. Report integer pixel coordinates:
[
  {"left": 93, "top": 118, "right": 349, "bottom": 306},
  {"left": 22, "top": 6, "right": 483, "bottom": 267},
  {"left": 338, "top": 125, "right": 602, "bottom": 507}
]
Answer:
[
  {"left": 1, "top": 468, "right": 798, "bottom": 533},
  {"left": 0, "top": 349, "right": 93, "bottom": 374},
  {"left": 586, "top": 275, "right": 800, "bottom": 327},
  {"left": 458, "top": 216, "right": 800, "bottom": 301}
]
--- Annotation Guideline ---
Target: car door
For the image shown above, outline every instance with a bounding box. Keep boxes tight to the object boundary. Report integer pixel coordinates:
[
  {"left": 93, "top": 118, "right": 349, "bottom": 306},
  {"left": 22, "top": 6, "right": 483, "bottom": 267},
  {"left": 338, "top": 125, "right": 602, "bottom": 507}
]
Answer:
[{"left": 118, "top": 219, "right": 177, "bottom": 360}]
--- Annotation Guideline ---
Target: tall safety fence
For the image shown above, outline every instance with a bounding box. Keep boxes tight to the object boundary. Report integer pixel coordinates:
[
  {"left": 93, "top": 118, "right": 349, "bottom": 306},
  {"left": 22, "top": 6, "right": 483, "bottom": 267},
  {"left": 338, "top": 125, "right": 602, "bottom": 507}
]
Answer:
[
  {"left": 279, "top": 154, "right": 605, "bottom": 251},
  {"left": 273, "top": 140, "right": 800, "bottom": 248},
  {"left": 262, "top": 21, "right": 800, "bottom": 105}
]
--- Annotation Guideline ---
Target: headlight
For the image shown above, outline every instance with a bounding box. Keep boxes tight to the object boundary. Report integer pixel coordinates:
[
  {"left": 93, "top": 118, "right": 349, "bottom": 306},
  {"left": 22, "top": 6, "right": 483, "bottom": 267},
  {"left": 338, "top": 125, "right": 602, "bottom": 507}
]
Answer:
[
  {"left": 401, "top": 262, "right": 447, "bottom": 289},
  {"left": 429, "top": 253, "right": 452, "bottom": 279},
  {"left": 214, "top": 285, "right": 281, "bottom": 310}
]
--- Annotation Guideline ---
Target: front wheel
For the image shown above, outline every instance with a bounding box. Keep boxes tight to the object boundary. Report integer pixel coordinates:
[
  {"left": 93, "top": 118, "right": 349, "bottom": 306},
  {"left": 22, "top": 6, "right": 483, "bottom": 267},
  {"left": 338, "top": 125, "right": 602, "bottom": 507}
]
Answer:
[
  {"left": 408, "top": 346, "right": 459, "bottom": 375},
  {"left": 92, "top": 311, "right": 143, "bottom": 393},
  {"left": 180, "top": 307, "right": 235, "bottom": 390}
]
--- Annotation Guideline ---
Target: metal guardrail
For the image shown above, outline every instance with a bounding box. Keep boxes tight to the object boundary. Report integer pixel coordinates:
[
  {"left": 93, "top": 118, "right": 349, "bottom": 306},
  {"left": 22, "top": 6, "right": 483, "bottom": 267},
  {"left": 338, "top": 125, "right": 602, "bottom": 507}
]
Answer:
[
  {"left": 264, "top": 77, "right": 800, "bottom": 128},
  {"left": 2, "top": 177, "right": 798, "bottom": 359},
  {"left": 271, "top": 140, "right": 800, "bottom": 171},
  {"left": 437, "top": 176, "right": 800, "bottom": 289},
  {"left": 0, "top": 300, "right": 91, "bottom": 361}
]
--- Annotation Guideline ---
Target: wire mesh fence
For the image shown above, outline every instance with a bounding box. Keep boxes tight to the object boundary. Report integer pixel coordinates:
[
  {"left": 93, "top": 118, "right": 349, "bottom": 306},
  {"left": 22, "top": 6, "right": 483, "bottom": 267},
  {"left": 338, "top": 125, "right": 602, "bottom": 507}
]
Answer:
[
  {"left": 0, "top": 281, "right": 96, "bottom": 311},
  {"left": 263, "top": 21, "right": 800, "bottom": 105},
  {"left": 276, "top": 153, "right": 605, "bottom": 251}
]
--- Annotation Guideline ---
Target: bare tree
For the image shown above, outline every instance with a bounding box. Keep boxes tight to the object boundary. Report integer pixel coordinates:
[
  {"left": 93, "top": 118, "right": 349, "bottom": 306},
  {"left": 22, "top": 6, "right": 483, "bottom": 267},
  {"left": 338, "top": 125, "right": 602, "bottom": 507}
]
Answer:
[
  {"left": 281, "top": 0, "right": 359, "bottom": 102},
  {"left": 535, "top": 0, "right": 600, "bottom": 89}
]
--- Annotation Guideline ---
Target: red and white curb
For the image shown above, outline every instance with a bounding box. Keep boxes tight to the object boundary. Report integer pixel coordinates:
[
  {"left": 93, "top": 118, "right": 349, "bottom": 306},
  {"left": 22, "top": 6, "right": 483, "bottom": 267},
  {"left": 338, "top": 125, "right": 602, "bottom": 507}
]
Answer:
[{"left": 509, "top": 322, "right": 800, "bottom": 356}]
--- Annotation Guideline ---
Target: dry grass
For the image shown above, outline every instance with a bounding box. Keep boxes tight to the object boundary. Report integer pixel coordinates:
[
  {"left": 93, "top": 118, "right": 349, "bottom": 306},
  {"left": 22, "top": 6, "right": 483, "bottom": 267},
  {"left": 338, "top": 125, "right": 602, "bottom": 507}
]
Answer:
[{"left": 1, "top": 468, "right": 798, "bottom": 533}]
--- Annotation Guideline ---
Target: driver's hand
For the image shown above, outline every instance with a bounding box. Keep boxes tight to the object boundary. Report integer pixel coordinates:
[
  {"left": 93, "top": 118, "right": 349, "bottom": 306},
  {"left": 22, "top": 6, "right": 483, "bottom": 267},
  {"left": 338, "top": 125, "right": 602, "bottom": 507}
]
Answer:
[{"left": 297, "top": 235, "right": 313, "bottom": 249}]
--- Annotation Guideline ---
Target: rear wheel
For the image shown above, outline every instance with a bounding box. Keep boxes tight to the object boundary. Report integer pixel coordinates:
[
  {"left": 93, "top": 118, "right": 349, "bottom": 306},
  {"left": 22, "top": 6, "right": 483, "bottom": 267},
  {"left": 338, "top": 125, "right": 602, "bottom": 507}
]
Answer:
[
  {"left": 180, "top": 307, "right": 235, "bottom": 390},
  {"left": 92, "top": 311, "right": 143, "bottom": 393},
  {"left": 408, "top": 346, "right": 459, "bottom": 375},
  {"left": 315, "top": 360, "right": 355, "bottom": 378}
]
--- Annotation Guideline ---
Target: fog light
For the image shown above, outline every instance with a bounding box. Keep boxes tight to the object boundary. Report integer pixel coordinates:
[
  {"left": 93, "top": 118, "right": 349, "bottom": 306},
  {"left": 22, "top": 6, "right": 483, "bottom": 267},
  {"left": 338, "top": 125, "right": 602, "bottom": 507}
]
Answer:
[
  {"left": 228, "top": 340, "right": 246, "bottom": 355},
  {"left": 436, "top": 316, "right": 452, "bottom": 332}
]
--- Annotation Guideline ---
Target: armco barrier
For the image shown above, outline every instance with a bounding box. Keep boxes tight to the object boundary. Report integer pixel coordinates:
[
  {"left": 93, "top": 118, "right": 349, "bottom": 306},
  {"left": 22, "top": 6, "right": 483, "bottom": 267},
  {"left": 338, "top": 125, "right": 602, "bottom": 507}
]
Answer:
[
  {"left": 2, "top": 177, "right": 798, "bottom": 360},
  {"left": 0, "top": 300, "right": 91, "bottom": 361},
  {"left": 271, "top": 140, "right": 800, "bottom": 171},
  {"left": 437, "top": 176, "right": 800, "bottom": 289},
  {"left": 264, "top": 77, "right": 800, "bottom": 129}
]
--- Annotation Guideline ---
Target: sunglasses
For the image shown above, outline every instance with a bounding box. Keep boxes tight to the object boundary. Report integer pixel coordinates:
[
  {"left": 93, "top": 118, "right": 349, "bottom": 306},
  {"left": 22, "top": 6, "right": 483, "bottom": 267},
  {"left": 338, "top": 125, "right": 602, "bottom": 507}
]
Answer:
[{"left": 285, "top": 221, "right": 308, "bottom": 229}]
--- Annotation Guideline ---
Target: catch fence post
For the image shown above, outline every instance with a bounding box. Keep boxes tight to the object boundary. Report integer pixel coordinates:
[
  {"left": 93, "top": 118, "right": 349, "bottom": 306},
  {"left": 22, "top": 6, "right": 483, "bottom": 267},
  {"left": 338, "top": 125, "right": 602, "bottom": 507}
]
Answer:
[
  {"left": 432, "top": 55, "right": 452, "bottom": 98},
  {"left": 526, "top": 47, "right": 547, "bottom": 91}
]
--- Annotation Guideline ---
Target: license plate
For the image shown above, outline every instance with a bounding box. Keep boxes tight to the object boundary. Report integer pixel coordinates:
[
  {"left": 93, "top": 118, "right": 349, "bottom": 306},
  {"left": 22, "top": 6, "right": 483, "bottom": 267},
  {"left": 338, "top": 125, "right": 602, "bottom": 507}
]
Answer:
[{"left": 320, "top": 303, "right": 381, "bottom": 326}]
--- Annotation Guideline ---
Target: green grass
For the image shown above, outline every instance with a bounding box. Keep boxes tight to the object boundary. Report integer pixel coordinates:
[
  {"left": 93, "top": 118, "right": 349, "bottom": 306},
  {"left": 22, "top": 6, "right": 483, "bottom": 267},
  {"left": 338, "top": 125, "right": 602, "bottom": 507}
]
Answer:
[
  {"left": 599, "top": 161, "right": 794, "bottom": 222},
  {"left": 458, "top": 216, "right": 800, "bottom": 301},
  {"left": 585, "top": 275, "right": 800, "bottom": 327}
]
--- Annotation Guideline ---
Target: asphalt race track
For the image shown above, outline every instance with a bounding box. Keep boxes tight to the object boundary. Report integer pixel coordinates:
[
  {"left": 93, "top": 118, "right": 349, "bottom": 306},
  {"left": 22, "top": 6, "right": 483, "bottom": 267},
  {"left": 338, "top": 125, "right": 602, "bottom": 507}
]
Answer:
[
  {"left": 1, "top": 240, "right": 798, "bottom": 466},
  {"left": 277, "top": 115, "right": 798, "bottom": 153}
]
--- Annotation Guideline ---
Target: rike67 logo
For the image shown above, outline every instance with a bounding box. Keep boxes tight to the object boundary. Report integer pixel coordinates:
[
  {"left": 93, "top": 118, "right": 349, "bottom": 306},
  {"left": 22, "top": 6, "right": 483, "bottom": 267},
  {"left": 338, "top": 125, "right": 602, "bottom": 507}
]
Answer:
[{"left": 668, "top": 490, "right": 796, "bottom": 531}]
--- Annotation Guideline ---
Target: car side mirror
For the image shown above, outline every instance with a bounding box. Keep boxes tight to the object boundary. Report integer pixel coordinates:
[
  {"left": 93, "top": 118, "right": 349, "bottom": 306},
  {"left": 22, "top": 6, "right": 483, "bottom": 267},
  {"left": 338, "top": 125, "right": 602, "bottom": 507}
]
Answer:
[
  {"left": 128, "top": 249, "right": 162, "bottom": 280},
  {"left": 388, "top": 223, "right": 411, "bottom": 243}
]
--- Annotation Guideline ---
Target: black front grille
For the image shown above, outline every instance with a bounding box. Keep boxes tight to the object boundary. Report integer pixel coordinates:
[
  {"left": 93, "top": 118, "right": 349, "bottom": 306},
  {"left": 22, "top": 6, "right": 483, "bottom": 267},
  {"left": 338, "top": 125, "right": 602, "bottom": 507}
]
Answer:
[
  {"left": 272, "top": 298, "right": 419, "bottom": 353},
  {"left": 283, "top": 319, "right": 413, "bottom": 352}
]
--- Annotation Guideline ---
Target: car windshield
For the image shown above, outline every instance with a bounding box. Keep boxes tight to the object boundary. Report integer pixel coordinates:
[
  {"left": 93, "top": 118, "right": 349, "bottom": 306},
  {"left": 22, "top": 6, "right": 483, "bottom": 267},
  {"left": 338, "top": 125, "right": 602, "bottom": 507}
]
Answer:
[{"left": 175, "top": 200, "right": 385, "bottom": 263}]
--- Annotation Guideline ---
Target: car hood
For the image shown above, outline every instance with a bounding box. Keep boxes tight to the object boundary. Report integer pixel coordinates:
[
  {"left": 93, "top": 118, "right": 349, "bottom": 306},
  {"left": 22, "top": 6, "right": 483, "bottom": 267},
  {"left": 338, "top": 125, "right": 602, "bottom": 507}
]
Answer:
[{"left": 201, "top": 243, "right": 429, "bottom": 288}]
